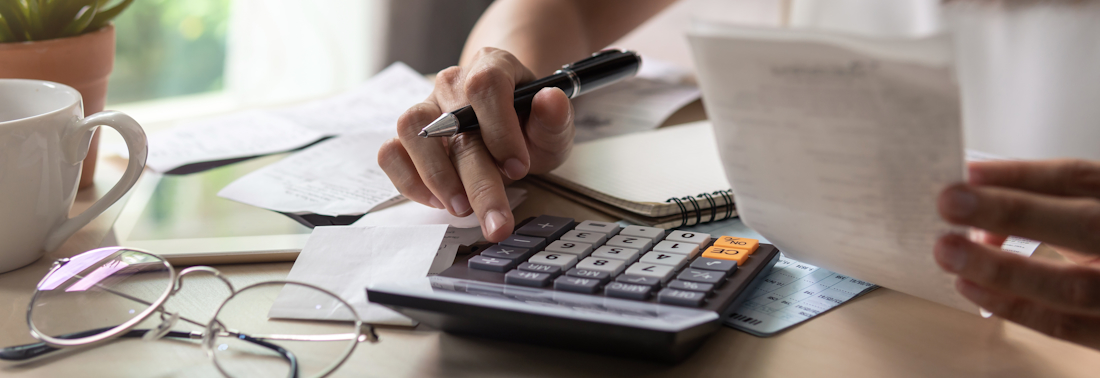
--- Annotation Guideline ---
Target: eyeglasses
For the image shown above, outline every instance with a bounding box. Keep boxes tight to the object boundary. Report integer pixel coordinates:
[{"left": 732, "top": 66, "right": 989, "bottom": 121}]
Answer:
[{"left": 0, "top": 246, "right": 377, "bottom": 377}]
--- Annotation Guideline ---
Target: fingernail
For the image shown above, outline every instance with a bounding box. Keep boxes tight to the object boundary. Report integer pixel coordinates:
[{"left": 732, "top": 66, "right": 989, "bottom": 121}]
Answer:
[
  {"left": 502, "top": 158, "right": 527, "bottom": 180},
  {"left": 936, "top": 236, "right": 968, "bottom": 272},
  {"left": 450, "top": 195, "right": 471, "bottom": 215},
  {"left": 428, "top": 196, "right": 445, "bottom": 209},
  {"left": 485, "top": 210, "right": 507, "bottom": 236},
  {"left": 944, "top": 187, "right": 977, "bottom": 219}
]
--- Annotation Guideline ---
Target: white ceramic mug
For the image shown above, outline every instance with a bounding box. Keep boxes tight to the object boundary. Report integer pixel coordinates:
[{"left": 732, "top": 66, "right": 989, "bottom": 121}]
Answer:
[{"left": 0, "top": 79, "right": 147, "bottom": 273}]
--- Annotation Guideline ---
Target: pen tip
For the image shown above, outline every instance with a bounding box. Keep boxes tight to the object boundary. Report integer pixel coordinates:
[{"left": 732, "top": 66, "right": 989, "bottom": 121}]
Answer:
[{"left": 418, "top": 129, "right": 428, "bottom": 137}]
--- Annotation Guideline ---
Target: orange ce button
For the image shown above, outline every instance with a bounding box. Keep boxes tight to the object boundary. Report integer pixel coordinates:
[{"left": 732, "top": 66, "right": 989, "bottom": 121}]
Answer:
[{"left": 713, "top": 236, "right": 759, "bottom": 253}]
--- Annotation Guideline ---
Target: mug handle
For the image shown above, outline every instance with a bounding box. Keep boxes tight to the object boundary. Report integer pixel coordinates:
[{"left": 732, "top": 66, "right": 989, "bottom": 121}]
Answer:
[{"left": 44, "top": 111, "right": 148, "bottom": 252}]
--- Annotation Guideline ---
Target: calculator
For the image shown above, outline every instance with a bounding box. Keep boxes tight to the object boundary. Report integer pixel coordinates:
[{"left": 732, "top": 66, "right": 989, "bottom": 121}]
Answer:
[{"left": 366, "top": 215, "right": 780, "bottom": 362}]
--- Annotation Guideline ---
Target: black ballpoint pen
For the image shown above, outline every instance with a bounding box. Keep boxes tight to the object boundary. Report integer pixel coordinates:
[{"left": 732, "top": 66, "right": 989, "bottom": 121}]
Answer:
[{"left": 418, "top": 49, "right": 642, "bottom": 137}]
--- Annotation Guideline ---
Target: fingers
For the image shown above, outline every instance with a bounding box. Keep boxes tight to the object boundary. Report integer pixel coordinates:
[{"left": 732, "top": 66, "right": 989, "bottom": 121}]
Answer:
[
  {"left": 377, "top": 138, "right": 444, "bottom": 209},
  {"left": 464, "top": 47, "right": 537, "bottom": 181},
  {"left": 525, "top": 87, "right": 575, "bottom": 174},
  {"left": 969, "top": 159, "right": 1100, "bottom": 198},
  {"left": 939, "top": 184, "right": 1100, "bottom": 254},
  {"left": 955, "top": 279, "right": 1100, "bottom": 349},
  {"left": 394, "top": 101, "right": 472, "bottom": 217},
  {"left": 935, "top": 234, "right": 1100, "bottom": 316},
  {"left": 449, "top": 133, "right": 514, "bottom": 242}
]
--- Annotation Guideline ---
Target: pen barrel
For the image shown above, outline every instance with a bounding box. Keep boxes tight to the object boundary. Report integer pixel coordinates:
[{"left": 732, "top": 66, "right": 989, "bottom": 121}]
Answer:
[{"left": 571, "top": 51, "right": 641, "bottom": 97}]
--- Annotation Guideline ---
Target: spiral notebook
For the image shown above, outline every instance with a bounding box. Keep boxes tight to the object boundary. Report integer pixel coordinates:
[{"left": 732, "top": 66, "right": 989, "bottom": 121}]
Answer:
[{"left": 531, "top": 121, "right": 736, "bottom": 228}]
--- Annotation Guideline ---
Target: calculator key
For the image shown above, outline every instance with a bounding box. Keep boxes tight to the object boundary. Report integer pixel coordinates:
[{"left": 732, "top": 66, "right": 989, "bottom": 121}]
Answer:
[
  {"left": 505, "top": 270, "right": 553, "bottom": 287},
  {"left": 657, "top": 288, "right": 707, "bottom": 307},
  {"left": 701, "top": 246, "right": 751, "bottom": 265},
  {"left": 574, "top": 220, "right": 621, "bottom": 236},
  {"left": 614, "top": 275, "right": 661, "bottom": 288},
  {"left": 518, "top": 262, "right": 562, "bottom": 277},
  {"left": 468, "top": 255, "right": 517, "bottom": 272},
  {"left": 619, "top": 225, "right": 665, "bottom": 241},
  {"left": 638, "top": 252, "right": 688, "bottom": 269},
  {"left": 528, "top": 252, "right": 578, "bottom": 270},
  {"left": 591, "top": 246, "right": 641, "bottom": 263},
  {"left": 664, "top": 230, "right": 712, "bottom": 246},
  {"left": 575, "top": 257, "right": 626, "bottom": 276},
  {"left": 499, "top": 234, "right": 547, "bottom": 252},
  {"left": 713, "top": 236, "right": 759, "bottom": 253},
  {"left": 652, "top": 241, "right": 700, "bottom": 257},
  {"left": 559, "top": 230, "right": 608, "bottom": 247},
  {"left": 480, "top": 245, "right": 532, "bottom": 260},
  {"left": 605, "top": 235, "right": 653, "bottom": 252},
  {"left": 689, "top": 257, "right": 738, "bottom": 275},
  {"left": 624, "top": 263, "right": 676, "bottom": 283},
  {"left": 515, "top": 215, "right": 575, "bottom": 240},
  {"left": 676, "top": 269, "right": 726, "bottom": 285},
  {"left": 604, "top": 282, "right": 653, "bottom": 300},
  {"left": 565, "top": 268, "right": 611, "bottom": 283},
  {"left": 554, "top": 276, "right": 604, "bottom": 294},
  {"left": 667, "top": 280, "right": 714, "bottom": 293},
  {"left": 545, "top": 240, "right": 594, "bottom": 257}
]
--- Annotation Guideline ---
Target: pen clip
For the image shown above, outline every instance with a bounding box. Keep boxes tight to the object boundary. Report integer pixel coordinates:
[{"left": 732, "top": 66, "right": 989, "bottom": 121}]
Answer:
[{"left": 562, "top": 49, "right": 626, "bottom": 69}]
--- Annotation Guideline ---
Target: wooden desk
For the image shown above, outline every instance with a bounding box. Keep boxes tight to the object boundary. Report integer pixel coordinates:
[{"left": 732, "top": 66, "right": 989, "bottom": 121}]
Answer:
[{"left": 2, "top": 103, "right": 1099, "bottom": 377}]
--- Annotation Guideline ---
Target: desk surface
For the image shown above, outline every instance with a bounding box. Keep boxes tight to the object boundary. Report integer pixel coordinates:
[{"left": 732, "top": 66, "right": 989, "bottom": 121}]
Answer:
[{"left": 3, "top": 102, "right": 1100, "bottom": 377}]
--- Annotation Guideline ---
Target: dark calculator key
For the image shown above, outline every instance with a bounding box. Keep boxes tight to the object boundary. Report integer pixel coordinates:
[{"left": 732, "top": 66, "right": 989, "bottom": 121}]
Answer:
[
  {"left": 565, "top": 268, "right": 611, "bottom": 283},
  {"left": 518, "top": 262, "right": 562, "bottom": 276},
  {"left": 676, "top": 269, "right": 725, "bottom": 285},
  {"left": 554, "top": 275, "right": 604, "bottom": 294},
  {"left": 481, "top": 245, "right": 532, "bottom": 260},
  {"left": 499, "top": 234, "right": 547, "bottom": 252},
  {"left": 604, "top": 282, "right": 653, "bottom": 300},
  {"left": 505, "top": 270, "right": 554, "bottom": 287},
  {"left": 689, "top": 257, "right": 738, "bottom": 275},
  {"left": 667, "top": 280, "right": 714, "bottom": 293},
  {"left": 468, "top": 255, "right": 516, "bottom": 272},
  {"left": 614, "top": 275, "right": 661, "bottom": 287},
  {"left": 657, "top": 288, "right": 707, "bottom": 307},
  {"left": 515, "top": 215, "right": 575, "bottom": 240}
]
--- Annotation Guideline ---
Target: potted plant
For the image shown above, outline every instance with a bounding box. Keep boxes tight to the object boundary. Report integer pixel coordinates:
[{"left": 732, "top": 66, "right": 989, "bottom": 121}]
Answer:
[{"left": 0, "top": 0, "right": 134, "bottom": 189}]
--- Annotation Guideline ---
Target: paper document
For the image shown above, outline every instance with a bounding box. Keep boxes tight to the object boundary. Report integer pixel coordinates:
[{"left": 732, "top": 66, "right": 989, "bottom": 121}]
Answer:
[
  {"left": 217, "top": 131, "right": 401, "bottom": 216},
  {"left": 690, "top": 24, "right": 977, "bottom": 312},
  {"left": 143, "top": 62, "right": 432, "bottom": 172},
  {"left": 269, "top": 225, "right": 448, "bottom": 325},
  {"left": 572, "top": 58, "right": 701, "bottom": 143}
]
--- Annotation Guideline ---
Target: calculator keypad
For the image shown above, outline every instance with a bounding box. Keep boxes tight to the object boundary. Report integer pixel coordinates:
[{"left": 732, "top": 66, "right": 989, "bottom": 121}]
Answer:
[{"left": 467, "top": 216, "right": 763, "bottom": 308}]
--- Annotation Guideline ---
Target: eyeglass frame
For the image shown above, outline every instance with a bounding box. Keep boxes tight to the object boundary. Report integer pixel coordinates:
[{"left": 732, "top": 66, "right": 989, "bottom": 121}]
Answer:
[{"left": 17, "top": 246, "right": 377, "bottom": 377}]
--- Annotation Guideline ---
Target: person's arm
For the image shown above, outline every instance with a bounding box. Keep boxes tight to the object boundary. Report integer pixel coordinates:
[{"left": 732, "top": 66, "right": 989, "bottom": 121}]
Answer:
[{"left": 379, "top": 0, "right": 675, "bottom": 242}]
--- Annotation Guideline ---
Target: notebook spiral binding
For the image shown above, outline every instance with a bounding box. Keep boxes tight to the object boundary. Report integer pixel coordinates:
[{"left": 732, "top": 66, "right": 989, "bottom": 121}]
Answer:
[{"left": 666, "top": 189, "right": 736, "bottom": 228}]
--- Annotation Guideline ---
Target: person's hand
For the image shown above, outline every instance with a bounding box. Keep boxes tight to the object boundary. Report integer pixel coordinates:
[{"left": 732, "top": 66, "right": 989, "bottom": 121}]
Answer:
[
  {"left": 935, "top": 159, "right": 1100, "bottom": 349},
  {"left": 378, "top": 47, "right": 575, "bottom": 242}
]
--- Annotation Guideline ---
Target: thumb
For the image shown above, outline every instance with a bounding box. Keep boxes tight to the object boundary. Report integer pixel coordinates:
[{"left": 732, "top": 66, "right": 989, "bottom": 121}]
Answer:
[{"left": 526, "top": 87, "right": 575, "bottom": 174}]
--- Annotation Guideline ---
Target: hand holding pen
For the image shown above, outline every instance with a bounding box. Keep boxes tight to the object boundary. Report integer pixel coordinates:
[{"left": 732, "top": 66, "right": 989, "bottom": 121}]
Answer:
[{"left": 377, "top": 48, "right": 640, "bottom": 242}]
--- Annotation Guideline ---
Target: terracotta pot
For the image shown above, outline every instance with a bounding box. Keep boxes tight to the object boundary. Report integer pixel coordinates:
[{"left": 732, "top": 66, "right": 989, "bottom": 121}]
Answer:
[{"left": 0, "top": 25, "right": 116, "bottom": 189}]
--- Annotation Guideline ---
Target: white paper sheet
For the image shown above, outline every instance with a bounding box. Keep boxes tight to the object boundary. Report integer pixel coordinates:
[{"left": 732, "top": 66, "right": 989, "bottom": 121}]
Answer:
[
  {"left": 690, "top": 24, "right": 976, "bottom": 312},
  {"left": 217, "top": 131, "right": 401, "bottom": 216},
  {"left": 269, "top": 225, "right": 448, "bottom": 325},
  {"left": 572, "top": 58, "right": 701, "bottom": 143},
  {"left": 143, "top": 62, "right": 431, "bottom": 172}
]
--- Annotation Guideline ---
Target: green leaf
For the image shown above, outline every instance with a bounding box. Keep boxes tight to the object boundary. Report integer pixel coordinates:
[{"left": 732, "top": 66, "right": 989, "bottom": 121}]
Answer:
[
  {"left": 59, "top": 2, "right": 96, "bottom": 37},
  {"left": 87, "top": 0, "right": 131, "bottom": 30},
  {"left": 0, "top": 15, "right": 18, "bottom": 43},
  {"left": 21, "top": 0, "right": 44, "bottom": 38},
  {"left": 0, "top": 0, "right": 29, "bottom": 41}
]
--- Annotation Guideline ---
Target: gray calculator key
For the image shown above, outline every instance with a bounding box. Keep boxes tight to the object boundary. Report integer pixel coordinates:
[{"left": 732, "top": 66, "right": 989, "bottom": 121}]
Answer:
[
  {"left": 624, "top": 263, "right": 676, "bottom": 283},
  {"left": 689, "top": 258, "right": 738, "bottom": 275},
  {"left": 565, "top": 268, "right": 611, "bottom": 283},
  {"left": 664, "top": 230, "right": 712, "bottom": 245},
  {"left": 545, "top": 240, "right": 594, "bottom": 257},
  {"left": 604, "top": 282, "right": 653, "bottom": 300},
  {"left": 575, "top": 257, "right": 626, "bottom": 275},
  {"left": 499, "top": 234, "right": 547, "bottom": 252},
  {"left": 614, "top": 275, "right": 661, "bottom": 288},
  {"left": 574, "top": 220, "right": 621, "bottom": 236},
  {"left": 468, "top": 255, "right": 516, "bottom": 272},
  {"left": 652, "top": 240, "right": 700, "bottom": 257},
  {"left": 515, "top": 215, "right": 575, "bottom": 239},
  {"left": 657, "top": 288, "right": 707, "bottom": 307},
  {"left": 481, "top": 245, "right": 532, "bottom": 260},
  {"left": 677, "top": 269, "right": 726, "bottom": 284},
  {"left": 528, "top": 252, "right": 578, "bottom": 270},
  {"left": 518, "top": 262, "right": 562, "bottom": 276},
  {"left": 559, "top": 230, "right": 608, "bottom": 247},
  {"left": 638, "top": 251, "right": 688, "bottom": 269},
  {"left": 505, "top": 269, "right": 553, "bottom": 287},
  {"left": 667, "top": 280, "right": 714, "bottom": 293},
  {"left": 605, "top": 235, "right": 652, "bottom": 252},
  {"left": 619, "top": 225, "right": 665, "bottom": 241},
  {"left": 591, "top": 246, "right": 640, "bottom": 263},
  {"left": 554, "top": 275, "right": 603, "bottom": 294}
]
